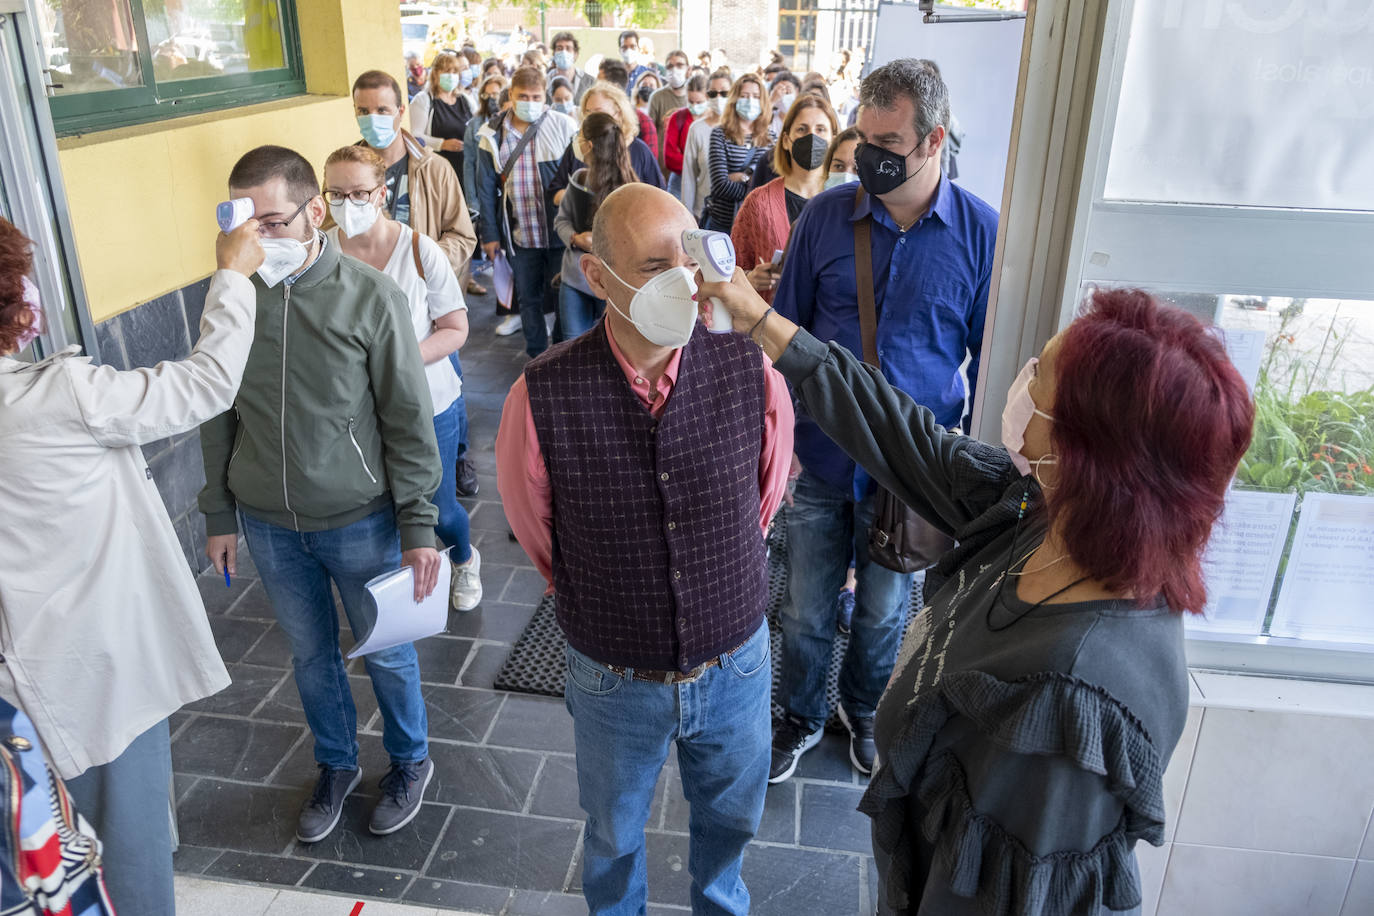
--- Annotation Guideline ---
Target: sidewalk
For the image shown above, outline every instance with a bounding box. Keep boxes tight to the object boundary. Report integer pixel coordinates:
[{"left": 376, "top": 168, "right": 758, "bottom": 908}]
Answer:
[
  {"left": 175, "top": 875, "right": 484, "bottom": 915},
  {"left": 169, "top": 292, "right": 878, "bottom": 914}
]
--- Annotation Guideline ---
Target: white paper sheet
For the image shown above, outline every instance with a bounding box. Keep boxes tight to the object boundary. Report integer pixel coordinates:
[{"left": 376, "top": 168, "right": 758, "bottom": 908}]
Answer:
[
  {"left": 492, "top": 250, "right": 515, "bottom": 312},
  {"left": 1189, "top": 489, "right": 1296, "bottom": 636},
  {"left": 347, "top": 555, "right": 452, "bottom": 659},
  {"left": 1269, "top": 493, "right": 1374, "bottom": 644},
  {"left": 1220, "top": 327, "right": 1267, "bottom": 393}
]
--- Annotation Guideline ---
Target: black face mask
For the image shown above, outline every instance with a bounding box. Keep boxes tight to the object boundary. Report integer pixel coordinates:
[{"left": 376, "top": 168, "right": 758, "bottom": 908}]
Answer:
[
  {"left": 790, "top": 133, "right": 828, "bottom": 171},
  {"left": 856, "top": 138, "right": 927, "bottom": 197},
  {"left": 483, "top": 97, "right": 499, "bottom": 115},
  {"left": 637, "top": 85, "right": 654, "bottom": 103}
]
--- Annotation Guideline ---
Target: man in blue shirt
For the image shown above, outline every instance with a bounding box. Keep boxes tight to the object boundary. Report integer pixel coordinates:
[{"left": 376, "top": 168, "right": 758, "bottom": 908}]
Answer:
[{"left": 769, "top": 58, "right": 998, "bottom": 782}]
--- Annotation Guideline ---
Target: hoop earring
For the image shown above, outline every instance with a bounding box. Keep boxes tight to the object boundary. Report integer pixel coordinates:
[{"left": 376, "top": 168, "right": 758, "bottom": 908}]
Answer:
[{"left": 1032, "top": 454, "right": 1058, "bottom": 491}]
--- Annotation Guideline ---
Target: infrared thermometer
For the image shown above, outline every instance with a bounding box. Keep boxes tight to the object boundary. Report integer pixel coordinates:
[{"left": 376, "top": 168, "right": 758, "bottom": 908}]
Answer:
[
  {"left": 216, "top": 197, "right": 254, "bottom": 232},
  {"left": 682, "top": 229, "right": 735, "bottom": 333}
]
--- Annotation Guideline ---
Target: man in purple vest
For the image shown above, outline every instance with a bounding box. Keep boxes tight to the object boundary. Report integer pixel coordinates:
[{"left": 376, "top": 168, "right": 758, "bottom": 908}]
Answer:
[{"left": 497, "top": 184, "right": 793, "bottom": 915}]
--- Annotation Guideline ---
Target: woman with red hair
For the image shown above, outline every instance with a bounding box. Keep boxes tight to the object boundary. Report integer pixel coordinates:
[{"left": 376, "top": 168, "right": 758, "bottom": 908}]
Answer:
[
  {"left": 699, "top": 273, "right": 1254, "bottom": 916},
  {"left": 0, "top": 217, "right": 263, "bottom": 912}
]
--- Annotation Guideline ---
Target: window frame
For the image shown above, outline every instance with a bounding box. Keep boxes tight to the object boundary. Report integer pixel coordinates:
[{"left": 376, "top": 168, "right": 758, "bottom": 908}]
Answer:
[{"left": 46, "top": 0, "right": 306, "bottom": 136}]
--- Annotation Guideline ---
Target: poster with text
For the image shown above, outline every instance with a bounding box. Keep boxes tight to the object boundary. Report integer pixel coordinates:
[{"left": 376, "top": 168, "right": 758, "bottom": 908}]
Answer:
[
  {"left": 1270, "top": 493, "right": 1374, "bottom": 644},
  {"left": 1190, "top": 489, "right": 1296, "bottom": 635}
]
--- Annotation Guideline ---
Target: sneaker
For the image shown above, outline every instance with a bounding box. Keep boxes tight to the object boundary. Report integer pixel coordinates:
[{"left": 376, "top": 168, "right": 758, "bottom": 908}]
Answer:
[
  {"left": 496, "top": 314, "right": 522, "bottom": 336},
  {"left": 836, "top": 588, "right": 855, "bottom": 635},
  {"left": 296, "top": 765, "right": 361, "bottom": 843},
  {"left": 369, "top": 758, "right": 434, "bottom": 836},
  {"left": 451, "top": 546, "right": 482, "bottom": 612},
  {"left": 455, "top": 458, "right": 479, "bottom": 497},
  {"left": 837, "top": 705, "right": 876, "bottom": 776},
  {"left": 768, "top": 715, "right": 822, "bottom": 784},
  {"left": 544, "top": 312, "right": 556, "bottom": 336}
]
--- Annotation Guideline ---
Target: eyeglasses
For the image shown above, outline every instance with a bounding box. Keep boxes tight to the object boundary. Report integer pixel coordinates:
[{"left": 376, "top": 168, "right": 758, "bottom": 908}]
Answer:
[
  {"left": 257, "top": 198, "right": 313, "bottom": 236},
  {"left": 706, "top": 90, "right": 727, "bottom": 98},
  {"left": 324, "top": 187, "right": 382, "bottom": 206}
]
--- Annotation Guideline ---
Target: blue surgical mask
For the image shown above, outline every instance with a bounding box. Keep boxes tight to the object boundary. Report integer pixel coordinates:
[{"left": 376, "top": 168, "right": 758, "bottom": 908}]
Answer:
[
  {"left": 824, "top": 171, "right": 860, "bottom": 190},
  {"left": 460, "top": 68, "right": 474, "bottom": 88},
  {"left": 514, "top": 100, "right": 545, "bottom": 122},
  {"left": 552, "top": 100, "right": 575, "bottom": 115},
  {"left": 438, "top": 72, "right": 461, "bottom": 93},
  {"left": 357, "top": 113, "right": 397, "bottom": 149},
  {"left": 688, "top": 101, "right": 708, "bottom": 117},
  {"left": 553, "top": 50, "right": 575, "bottom": 71},
  {"left": 735, "top": 97, "right": 762, "bottom": 121}
]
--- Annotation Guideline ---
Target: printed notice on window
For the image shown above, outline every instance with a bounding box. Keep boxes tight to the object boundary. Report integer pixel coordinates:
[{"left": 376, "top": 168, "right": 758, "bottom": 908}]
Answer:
[
  {"left": 1269, "top": 493, "right": 1374, "bottom": 644},
  {"left": 1190, "top": 489, "right": 1296, "bottom": 636}
]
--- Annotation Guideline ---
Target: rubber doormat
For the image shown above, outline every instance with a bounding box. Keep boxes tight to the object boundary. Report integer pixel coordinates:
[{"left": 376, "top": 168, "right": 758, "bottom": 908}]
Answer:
[{"left": 493, "top": 508, "right": 924, "bottom": 729}]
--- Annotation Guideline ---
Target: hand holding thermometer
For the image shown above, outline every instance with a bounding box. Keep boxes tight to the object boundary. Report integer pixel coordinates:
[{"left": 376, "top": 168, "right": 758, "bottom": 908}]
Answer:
[
  {"left": 682, "top": 229, "right": 735, "bottom": 333},
  {"left": 217, "top": 198, "right": 254, "bottom": 233}
]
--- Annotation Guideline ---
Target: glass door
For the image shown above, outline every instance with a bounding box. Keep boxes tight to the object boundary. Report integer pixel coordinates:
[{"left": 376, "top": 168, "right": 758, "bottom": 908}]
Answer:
[{"left": 0, "top": 0, "right": 97, "bottom": 362}]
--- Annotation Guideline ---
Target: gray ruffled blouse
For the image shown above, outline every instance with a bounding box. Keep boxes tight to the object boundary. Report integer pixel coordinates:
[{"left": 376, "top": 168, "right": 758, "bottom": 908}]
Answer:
[{"left": 773, "top": 329, "right": 1190, "bottom": 916}]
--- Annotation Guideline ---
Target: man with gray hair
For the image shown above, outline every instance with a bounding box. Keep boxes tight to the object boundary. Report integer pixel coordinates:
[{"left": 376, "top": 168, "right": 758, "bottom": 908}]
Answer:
[
  {"left": 496, "top": 184, "right": 793, "bottom": 914},
  {"left": 769, "top": 57, "right": 999, "bottom": 782}
]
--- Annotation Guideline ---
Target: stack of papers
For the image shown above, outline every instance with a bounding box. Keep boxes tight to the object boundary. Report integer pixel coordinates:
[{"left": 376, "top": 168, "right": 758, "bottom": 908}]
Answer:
[{"left": 347, "top": 555, "right": 452, "bottom": 658}]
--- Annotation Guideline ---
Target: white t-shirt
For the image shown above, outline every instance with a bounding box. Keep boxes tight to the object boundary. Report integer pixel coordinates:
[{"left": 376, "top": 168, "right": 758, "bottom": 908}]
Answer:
[{"left": 330, "top": 224, "right": 466, "bottom": 415}]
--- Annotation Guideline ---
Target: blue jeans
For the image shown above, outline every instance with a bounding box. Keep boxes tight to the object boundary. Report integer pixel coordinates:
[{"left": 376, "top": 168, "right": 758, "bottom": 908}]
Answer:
[
  {"left": 510, "top": 243, "right": 561, "bottom": 357},
  {"left": 667, "top": 171, "right": 683, "bottom": 199},
  {"left": 445, "top": 356, "right": 469, "bottom": 463},
  {"left": 66, "top": 719, "right": 173, "bottom": 915},
  {"left": 432, "top": 398, "right": 473, "bottom": 563},
  {"left": 564, "top": 622, "right": 772, "bottom": 916},
  {"left": 558, "top": 283, "right": 605, "bottom": 342},
  {"left": 780, "top": 471, "right": 914, "bottom": 730},
  {"left": 242, "top": 508, "right": 429, "bottom": 768}
]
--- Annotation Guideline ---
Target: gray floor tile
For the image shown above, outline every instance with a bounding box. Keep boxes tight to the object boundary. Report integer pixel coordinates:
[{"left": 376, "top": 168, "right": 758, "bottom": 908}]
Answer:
[
  {"left": 256, "top": 673, "right": 379, "bottom": 729},
  {"left": 500, "top": 570, "right": 551, "bottom": 607},
  {"left": 185, "top": 663, "right": 288, "bottom": 716},
  {"left": 799, "top": 783, "right": 870, "bottom": 854},
  {"left": 757, "top": 779, "right": 799, "bottom": 845},
  {"left": 413, "top": 635, "right": 474, "bottom": 684},
  {"left": 271, "top": 731, "right": 391, "bottom": 794},
  {"left": 742, "top": 844, "right": 862, "bottom": 915},
  {"left": 430, "top": 743, "right": 542, "bottom": 811},
  {"left": 425, "top": 808, "right": 580, "bottom": 891},
  {"left": 298, "top": 861, "right": 410, "bottom": 899},
  {"left": 241, "top": 624, "right": 293, "bottom": 668},
  {"left": 224, "top": 580, "right": 276, "bottom": 620},
  {"left": 177, "top": 779, "right": 302, "bottom": 855},
  {"left": 458, "top": 643, "right": 511, "bottom": 690},
  {"left": 470, "top": 529, "right": 535, "bottom": 569},
  {"left": 646, "top": 831, "right": 693, "bottom": 906},
  {"left": 446, "top": 598, "right": 537, "bottom": 642},
  {"left": 203, "top": 850, "right": 313, "bottom": 885},
  {"left": 171, "top": 844, "right": 220, "bottom": 875},
  {"left": 795, "top": 731, "right": 860, "bottom": 782},
  {"left": 423, "top": 684, "right": 506, "bottom": 743},
  {"left": 171, "top": 716, "right": 304, "bottom": 781},
  {"left": 207, "top": 616, "right": 272, "bottom": 664},
  {"left": 486, "top": 694, "right": 575, "bottom": 753},
  {"left": 506, "top": 889, "right": 587, "bottom": 916},
  {"left": 291, "top": 797, "right": 450, "bottom": 870},
  {"left": 528, "top": 754, "right": 585, "bottom": 821},
  {"left": 197, "top": 570, "right": 255, "bottom": 615},
  {"left": 403, "top": 877, "right": 511, "bottom": 913}
]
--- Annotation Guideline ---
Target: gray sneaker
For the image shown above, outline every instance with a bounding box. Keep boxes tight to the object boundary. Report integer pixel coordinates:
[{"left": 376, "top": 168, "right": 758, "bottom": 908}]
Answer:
[
  {"left": 369, "top": 758, "right": 434, "bottom": 836},
  {"left": 296, "top": 765, "right": 361, "bottom": 843}
]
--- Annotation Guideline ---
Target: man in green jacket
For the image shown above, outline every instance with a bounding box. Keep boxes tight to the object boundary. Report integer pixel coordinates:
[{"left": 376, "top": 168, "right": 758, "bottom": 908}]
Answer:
[{"left": 199, "top": 145, "right": 442, "bottom": 844}]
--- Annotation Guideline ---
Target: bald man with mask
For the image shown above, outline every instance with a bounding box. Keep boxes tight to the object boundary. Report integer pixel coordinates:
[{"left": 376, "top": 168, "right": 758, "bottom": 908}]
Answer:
[{"left": 496, "top": 185, "right": 793, "bottom": 915}]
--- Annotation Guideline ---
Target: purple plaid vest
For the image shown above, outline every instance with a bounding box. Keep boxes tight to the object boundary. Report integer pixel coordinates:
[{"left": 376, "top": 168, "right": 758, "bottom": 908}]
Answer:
[{"left": 525, "top": 321, "right": 769, "bottom": 671}]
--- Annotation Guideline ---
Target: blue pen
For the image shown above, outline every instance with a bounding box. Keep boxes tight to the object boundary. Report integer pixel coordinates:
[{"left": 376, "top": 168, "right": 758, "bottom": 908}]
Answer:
[{"left": 225, "top": 568, "right": 232, "bottom": 588}]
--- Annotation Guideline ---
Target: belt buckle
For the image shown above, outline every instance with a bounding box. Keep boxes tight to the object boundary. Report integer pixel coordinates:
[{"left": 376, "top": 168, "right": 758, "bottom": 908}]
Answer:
[{"left": 661, "top": 670, "right": 676, "bottom": 685}]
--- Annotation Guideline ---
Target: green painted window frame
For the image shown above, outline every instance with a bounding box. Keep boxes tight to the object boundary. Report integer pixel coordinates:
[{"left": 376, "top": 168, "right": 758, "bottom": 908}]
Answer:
[{"left": 49, "top": 0, "right": 305, "bottom": 136}]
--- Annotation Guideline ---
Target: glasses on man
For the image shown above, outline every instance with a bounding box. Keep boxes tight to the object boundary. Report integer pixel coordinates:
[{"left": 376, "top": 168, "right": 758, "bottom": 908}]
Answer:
[
  {"left": 323, "top": 187, "right": 382, "bottom": 206},
  {"left": 706, "top": 90, "right": 727, "bottom": 98},
  {"left": 257, "top": 198, "right": 313, "bottom": 237}
]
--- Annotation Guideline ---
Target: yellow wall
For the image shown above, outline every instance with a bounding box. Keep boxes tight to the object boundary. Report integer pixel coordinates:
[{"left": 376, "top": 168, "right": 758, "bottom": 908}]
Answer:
[{"left": 57, "top": 0, "right": 405, "bottom": 322}]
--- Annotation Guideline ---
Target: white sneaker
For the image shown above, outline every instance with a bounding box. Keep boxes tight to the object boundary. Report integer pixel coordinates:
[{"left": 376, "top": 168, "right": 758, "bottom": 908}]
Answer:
[
  {"left": 451, "top": 546, "right": 482, "bottom": 612},
  {"left": 496, "top": 315, "right": 522, "bottom": 337},
  {"left": 545, "top": 312, "right": 556, "bottom": 336}
]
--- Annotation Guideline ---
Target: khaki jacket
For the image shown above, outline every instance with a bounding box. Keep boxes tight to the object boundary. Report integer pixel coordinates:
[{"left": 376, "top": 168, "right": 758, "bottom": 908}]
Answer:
[
  {"left": 0, "top": 271, "right": 255, "bottom": 778},
  {"left": 400, "top": 132, "right": 477, "bottom": 274}
]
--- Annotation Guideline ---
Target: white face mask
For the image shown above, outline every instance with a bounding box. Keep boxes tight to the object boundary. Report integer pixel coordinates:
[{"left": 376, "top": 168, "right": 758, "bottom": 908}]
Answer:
[
  {"left": 824, "top": 171, "right": 859, "bottom": 190},
  {"left": 1001, "top": 357, "right": 1055, "bottom": 477},
  {"left": 599, "top": 262, "right": 700, "bottom": 349},
  {"left": 709, "top": 96, "right": 728, "bottom": 116},
  {"left": 257, "top": 236, "right": 309, "bottom": 287},
  {"left": 328, "top": 198, "right": 379, "bottom": 238},
  {"left": 666, "top": 67, "right": 687, "bottom": 89}
]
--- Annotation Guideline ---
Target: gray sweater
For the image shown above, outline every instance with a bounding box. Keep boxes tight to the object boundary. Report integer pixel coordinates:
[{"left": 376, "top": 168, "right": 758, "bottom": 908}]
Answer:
[{"left": 773, "top": 329, "right": 1189, "bottom": 916}]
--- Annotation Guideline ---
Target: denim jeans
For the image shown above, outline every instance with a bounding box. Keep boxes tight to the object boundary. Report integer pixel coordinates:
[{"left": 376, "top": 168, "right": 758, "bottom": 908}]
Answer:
[
  {"left": 558, "top": 283, "right": 605, "bottom": 342},
  {"left": 66, "top": 719, "right": 173, "bottom": 916},
  {"left": 432, "top": 397, "right": 472, "bottom": 563},
  {"left": 242, "top": 507, "right": 429, "bottom": 768},
  {"left": 510, "top": 243, "right": 561, "bottom": 357},
  {"left": 564, "top": 622, "right": 772, "bottom": 916},
  {"left": 667, "top": 171, "right": 683, "bottom": 200},
  {"left": 445, "top": 356, "right": 469, "bottom": 463},
  {"left": 780, "top": 471, "right": 914, "bottom": 730}
]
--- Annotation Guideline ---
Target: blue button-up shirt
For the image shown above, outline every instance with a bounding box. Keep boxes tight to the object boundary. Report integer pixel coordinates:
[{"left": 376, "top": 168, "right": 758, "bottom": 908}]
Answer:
[{"left": 773, "top": 175, "right": 998, "bottom": 498}]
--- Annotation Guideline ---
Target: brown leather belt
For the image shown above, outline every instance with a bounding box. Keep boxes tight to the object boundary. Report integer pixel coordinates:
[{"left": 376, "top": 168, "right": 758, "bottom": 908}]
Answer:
[{"left": 602, "top": 636, "right": 753, "bottom": 685}]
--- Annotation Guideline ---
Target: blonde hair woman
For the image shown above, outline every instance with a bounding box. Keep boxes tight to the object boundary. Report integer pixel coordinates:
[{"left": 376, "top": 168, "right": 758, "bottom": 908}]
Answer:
[
  {"left": 550, "top": 81, "right": 665, "bottom": 208},
  {"left": 705, "top": 73, "right": 774, "bottom": 231}
]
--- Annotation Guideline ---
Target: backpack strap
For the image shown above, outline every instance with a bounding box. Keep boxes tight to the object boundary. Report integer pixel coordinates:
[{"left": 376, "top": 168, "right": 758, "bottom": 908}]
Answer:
[{"left": 411, "top": 228, "right": 425, "bottom": 281}]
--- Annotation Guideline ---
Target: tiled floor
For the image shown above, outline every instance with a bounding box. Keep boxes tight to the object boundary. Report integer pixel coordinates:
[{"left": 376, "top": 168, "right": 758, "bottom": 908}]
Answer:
[{"left": 170, "top": 290, "right": 878, "bottom": 914}]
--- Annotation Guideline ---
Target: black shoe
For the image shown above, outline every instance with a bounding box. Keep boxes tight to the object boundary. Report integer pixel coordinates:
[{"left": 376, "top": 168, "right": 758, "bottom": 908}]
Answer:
[
  {"left": 837, "top": 706, "right": 876, "bottom": 776},
  {"left": 836, "top": 588, "right": 855, "bottom": 635},
  {"left": 455, "top": 458, "right": 479, "bottom": 497},
  {"left": 769, "top": 715, "right": 822, "bottom": 784},
  {"left": 369, "top": 758, "right": 434, "bottom": 836},
  {"left": 296, "top": 765, "right": 362, "bottom": 843}
]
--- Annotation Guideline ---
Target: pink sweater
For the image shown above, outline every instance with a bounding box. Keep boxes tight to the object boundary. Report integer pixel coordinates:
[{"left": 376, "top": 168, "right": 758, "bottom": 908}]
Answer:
[{"left": 731, "top": 178, "right": 791, "bottom": 305}]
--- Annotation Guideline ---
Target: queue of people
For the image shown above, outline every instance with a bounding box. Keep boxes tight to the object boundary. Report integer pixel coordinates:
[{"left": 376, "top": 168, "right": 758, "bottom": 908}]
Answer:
[{"left": 0, "top": 36, "right": 1258, "bottom": 916}]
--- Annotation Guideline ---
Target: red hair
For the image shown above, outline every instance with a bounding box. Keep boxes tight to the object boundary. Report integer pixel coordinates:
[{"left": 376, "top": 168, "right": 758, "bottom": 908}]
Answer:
[
  {"left": 0, "top": 218, "right": 37, "bottom": 355},
  {"left": 1049, "top": 288, "right": 1254, "bottom": 614}
]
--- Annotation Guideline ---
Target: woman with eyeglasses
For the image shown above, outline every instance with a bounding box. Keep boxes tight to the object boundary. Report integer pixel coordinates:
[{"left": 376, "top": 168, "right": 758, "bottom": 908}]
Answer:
[
  {"left": 679, "top": 69, "right": 733, "bottom": 223},
  {"left": 323, "top": 145, "right": 483, "bottom": 612}
]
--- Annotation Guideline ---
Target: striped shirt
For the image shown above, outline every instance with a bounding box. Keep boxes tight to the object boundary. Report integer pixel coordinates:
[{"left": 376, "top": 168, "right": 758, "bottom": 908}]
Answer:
[
  {"left": 500, "top": 120, "right": 548, "bottom": 249},
  {"left": 706, "top": 126, "right": 773, "bottom": 232}
]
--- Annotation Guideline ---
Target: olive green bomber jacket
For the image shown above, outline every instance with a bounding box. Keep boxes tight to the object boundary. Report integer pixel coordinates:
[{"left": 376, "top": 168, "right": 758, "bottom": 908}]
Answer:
[{"left": 198, "top": 236, "right": 440, "bottom": 551}]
